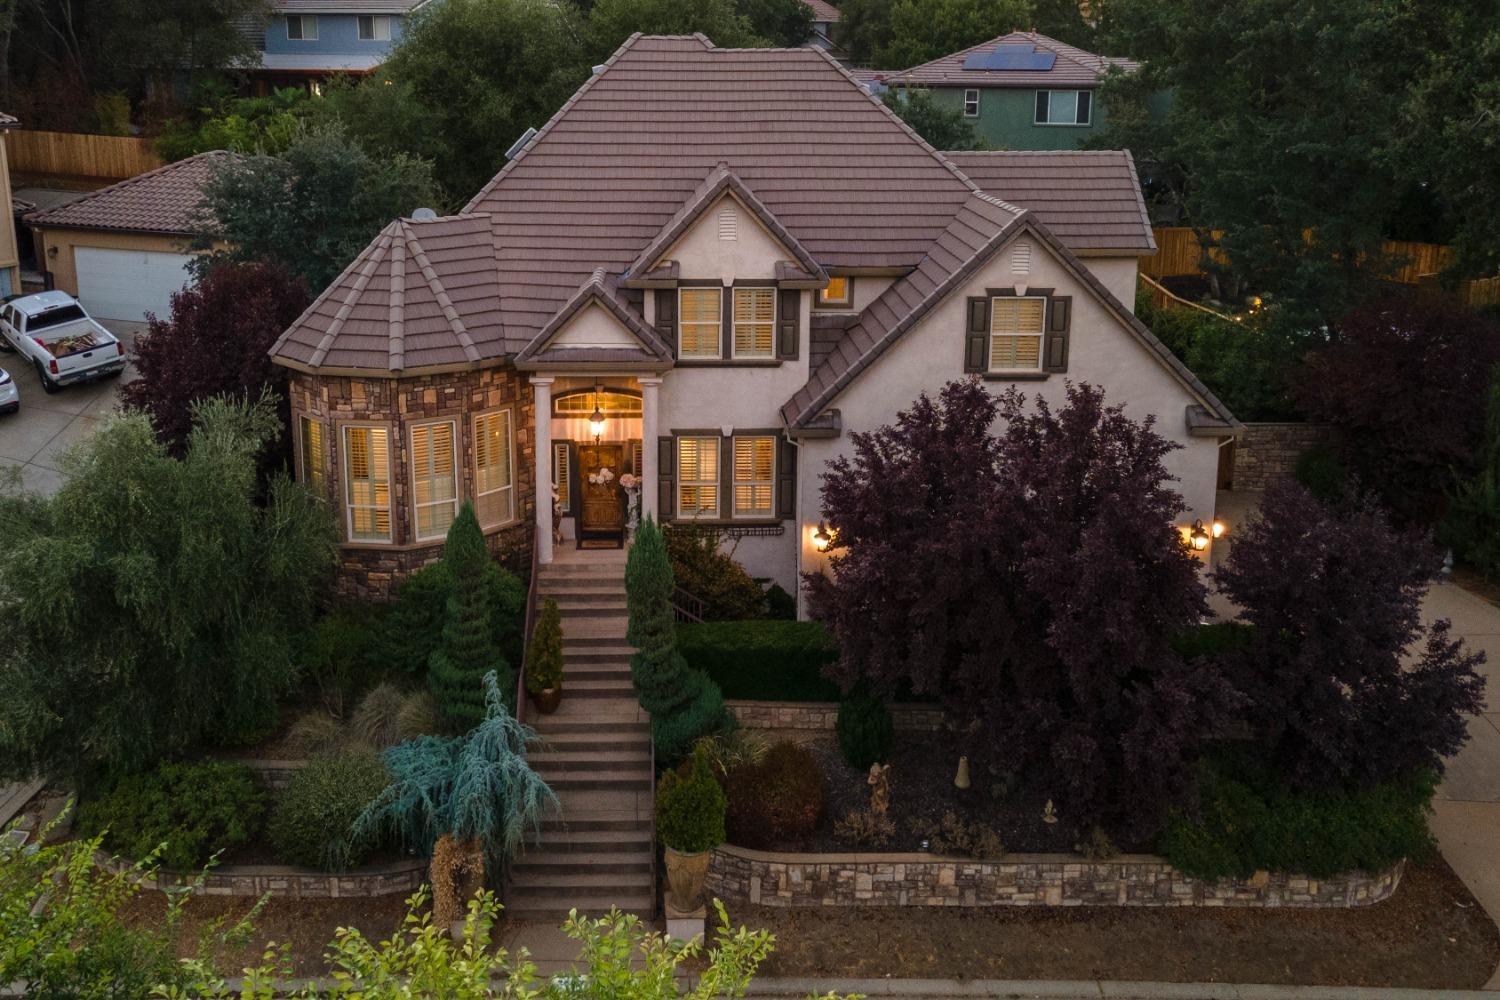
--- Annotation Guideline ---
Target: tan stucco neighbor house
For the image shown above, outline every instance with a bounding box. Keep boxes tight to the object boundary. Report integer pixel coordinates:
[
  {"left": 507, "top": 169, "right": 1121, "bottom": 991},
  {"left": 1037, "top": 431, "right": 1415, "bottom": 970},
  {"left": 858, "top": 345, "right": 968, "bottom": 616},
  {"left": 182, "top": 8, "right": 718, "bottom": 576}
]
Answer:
[
  {"left": 269, "top": 34, "right": 1240, "bottom": 607},
  {"left": 24, "top": 151, "right": 229, "bottom": 322},
  {"left": 0, "top": 112, "right": 21, "bottom": 298}
]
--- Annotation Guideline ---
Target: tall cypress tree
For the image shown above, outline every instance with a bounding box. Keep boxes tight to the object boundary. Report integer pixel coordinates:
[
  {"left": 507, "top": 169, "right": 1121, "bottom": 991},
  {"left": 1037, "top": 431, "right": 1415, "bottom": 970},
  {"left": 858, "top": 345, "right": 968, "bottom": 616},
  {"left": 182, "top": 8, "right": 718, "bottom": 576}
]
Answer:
[{"left": 428, "top": 503, "right": 508, "bottom": 730}]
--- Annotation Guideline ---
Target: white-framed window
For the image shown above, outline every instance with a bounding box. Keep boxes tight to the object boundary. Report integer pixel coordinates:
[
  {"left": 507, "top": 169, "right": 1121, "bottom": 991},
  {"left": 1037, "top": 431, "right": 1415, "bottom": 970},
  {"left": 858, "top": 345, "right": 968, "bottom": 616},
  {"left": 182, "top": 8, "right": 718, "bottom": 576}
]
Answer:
[
  {"left": 732, "top": 436, "right": 776, "bottom": 518},
  {"left": 552, "top": 442, "right": 571, "bottom": 514},
  {"left": 679, "top": 287, "right": 722, "bottom": 359},
  {"left": 286, "top": 14, "right": 317, "bottom": 40},
  {"left": 410, "top": 420, "right": 458, "bottom": 542},
  {"left": 298, "top": 416, "right": 326, "bottom": 499},
  {"left": 732, "top": 286, "right": 775, "bottom": 358},
  {"left": 474, "top": 410, "right": 515, "bottom": 528},
  {"left": 677, "top": 436, "right": 720, "bottom": 516},
  {"left": 989, "top": 296, "right": 1046, "bottom": 372},
  {"left": 343, "top": 425, "right": 391, "bottom": 543},
  {"left": 357, "top": 14, "right": 391, "bottom": 40},
  {"left": 1035, "top": 89, "right": 1092, "bottom": 125},
  {"left": 817, "top": 276, "right": 851, "bottom": 308},
  {"left": 963, "top": 89, "right": 980, "bottom": 117}
]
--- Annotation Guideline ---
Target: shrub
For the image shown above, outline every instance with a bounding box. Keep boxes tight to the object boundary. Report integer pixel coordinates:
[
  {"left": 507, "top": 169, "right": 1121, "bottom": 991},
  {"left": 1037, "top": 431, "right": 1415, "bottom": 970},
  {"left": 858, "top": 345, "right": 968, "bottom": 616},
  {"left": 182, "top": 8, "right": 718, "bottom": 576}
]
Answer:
[
  {"left": 1445, "top": 370, "right": 1500, "bottom": 580},
  {"left": 651, "top": 671, "right": 729, "bottom": 763},
  {"left": 655, "top": 745, "right": 728, "bottom": 854},
  {"left": 1294, "top": 443, "right": 1351, "bottom": 504},
  {"left": 525, "top": 597, "right": 564, "bottom": 694},
  {"left": 664, "top": 526, "right": 765, "bottom": 620},
  {"left": 833, "top": 808, "right": 895, "bottom": 849},
  {"left": 908, "top": 812, "right": 1005, "bottom": 859},
  {"left": 77, "top": 761, "right": 266, "bottom": 870},
  {"left": 1170, "top": 622, "right": 1254, "bottom": 662},
  {"left": 303, "top": 605, "right": 382, "bottom": 717},
  {"left": 268, "top": 748, "right": 391, "bottom": 871},
  {"left": 693, "top": 729, "right": 768, "bottom": 781},
  {"left": 677, "top": 620, "right": 841, "bottom": 701},
  {"left": 351, "top": 683, "right": 439, "bottom": 748},
  {"left": 724, "top": 741, "right": 825, "bottom": 850},
  {"left": 763, "top": 582, "right": 796, "bottom": 620},
  {"left": 285, "top": 710, "right": 345, "bottom": 757},
  {"left": 835, "top": 688, "right": 893, "bottom": 769},
  {"left": 429, "top": 504, "right": 513, "bottom": 730},
  {"left": 1158, "top": 752, "right": 1438, "bottom": 879},
  {"left": 376, "top": 546, "right": 527, "bottom": 679}
]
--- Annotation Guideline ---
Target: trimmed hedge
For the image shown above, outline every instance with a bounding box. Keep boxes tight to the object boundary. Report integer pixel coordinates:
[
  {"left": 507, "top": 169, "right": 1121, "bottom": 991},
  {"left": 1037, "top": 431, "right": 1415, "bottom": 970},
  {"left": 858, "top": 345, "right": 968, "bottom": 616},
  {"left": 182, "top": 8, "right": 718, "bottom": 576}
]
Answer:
[{"left": 677, "top": 620, "right": 841, "bottom": 701}]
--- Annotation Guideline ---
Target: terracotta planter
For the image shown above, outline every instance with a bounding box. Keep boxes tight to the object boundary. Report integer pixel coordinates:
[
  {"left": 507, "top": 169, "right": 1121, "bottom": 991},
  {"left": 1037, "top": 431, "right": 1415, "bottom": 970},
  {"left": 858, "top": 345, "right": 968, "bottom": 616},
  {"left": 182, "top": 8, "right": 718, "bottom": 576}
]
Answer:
[
  {"left": 663, "top": 846, "right": 712, "bottom": 911},
  {"left": 530, "top": 687, "right": 562, "bottom": 714}
]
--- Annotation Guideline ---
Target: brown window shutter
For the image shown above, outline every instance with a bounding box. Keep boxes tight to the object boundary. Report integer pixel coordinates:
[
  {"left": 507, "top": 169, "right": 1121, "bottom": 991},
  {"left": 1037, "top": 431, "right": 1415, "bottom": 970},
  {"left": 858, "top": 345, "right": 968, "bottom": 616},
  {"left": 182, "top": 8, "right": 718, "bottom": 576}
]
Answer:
[
  {"left": 776, "top": 435, "right": 797, "bottom": 520},
  {"left": 721, "top": 286, "right": 734, "bottom": 358},
  {"left": 1045, "top": 296, "right": 1071, "bottom": 372},
  {"left": 654, "top": 289, "right": 678, "bottom": 355},
  {"left": 657, "top": 436, "right": 676, "bottom": 519},
  {"left": 964, "top": 296, "right": 990, "bottom": 372},
  {"left": 719, "top": 436, "right": 734, "bottom": 518},
  {"left": 566, "top": 442, "right": 582, "bottom": 517},
  {"left": 777, "top": 288, "right": 800, "bottom": 359}
]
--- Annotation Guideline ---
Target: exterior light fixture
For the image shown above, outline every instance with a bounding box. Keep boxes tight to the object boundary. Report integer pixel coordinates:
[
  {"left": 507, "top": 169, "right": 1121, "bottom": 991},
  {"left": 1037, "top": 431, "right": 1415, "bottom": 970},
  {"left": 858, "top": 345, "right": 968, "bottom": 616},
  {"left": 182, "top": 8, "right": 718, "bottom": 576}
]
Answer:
[
  {"left": 1189, "top": 519, "right": 1210, "bottom": 552},
  {"left": 588, "top": 383, "right": 606, "bottom": 443},
  {"left": 812, "top": 520, "right": 832, "bottom": 552},
  {"left": 1211, "top": 520, "right": 1227, "bottom": 539}
]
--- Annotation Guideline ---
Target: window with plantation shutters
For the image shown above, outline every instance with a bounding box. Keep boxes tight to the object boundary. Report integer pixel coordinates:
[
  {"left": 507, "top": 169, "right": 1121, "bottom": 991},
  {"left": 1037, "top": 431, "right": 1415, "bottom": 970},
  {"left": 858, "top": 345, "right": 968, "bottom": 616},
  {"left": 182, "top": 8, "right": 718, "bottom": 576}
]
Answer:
[
  {"left": 344, "top": 426, "right": 391, "bottom": 542},
  {"left": 677, "top": 436, "right": 719, "bottom": 516},
  {"left": 989, "top": 296, "right": 1046, "bottom": 372},
  {"left": 732, "top": 287, "right": 775, "bottom": 358},
  {"left": 411, "top": 421, "right": 458, "bottom": 541},
  {"left": 679, "top": 287, "right": 722, "bottom": 358},
  {"left": 733, "top": 436, "right": 775, "bottom": 517},
  {"left": 299, "top": 417, "right": 326, "bottom": 499},
  {"left": 474, "top": 410, "right": 515, "bottom": 528}
]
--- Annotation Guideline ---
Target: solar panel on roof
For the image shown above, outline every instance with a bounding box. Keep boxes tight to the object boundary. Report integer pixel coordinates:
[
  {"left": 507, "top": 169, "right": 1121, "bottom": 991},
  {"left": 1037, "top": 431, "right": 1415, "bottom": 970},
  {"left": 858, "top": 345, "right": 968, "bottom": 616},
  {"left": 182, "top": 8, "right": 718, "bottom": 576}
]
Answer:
[{"left": 961, "top": 44, "right": 1057, "bottom": 72}]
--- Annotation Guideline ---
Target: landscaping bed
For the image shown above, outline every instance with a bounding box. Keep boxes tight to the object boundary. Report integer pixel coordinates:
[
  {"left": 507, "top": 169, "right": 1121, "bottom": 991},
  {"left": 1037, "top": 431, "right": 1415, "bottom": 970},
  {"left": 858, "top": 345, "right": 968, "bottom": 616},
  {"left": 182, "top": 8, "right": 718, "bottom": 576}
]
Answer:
[{"left": 730, "top": 859, "right": 1499, "bottom": 989}]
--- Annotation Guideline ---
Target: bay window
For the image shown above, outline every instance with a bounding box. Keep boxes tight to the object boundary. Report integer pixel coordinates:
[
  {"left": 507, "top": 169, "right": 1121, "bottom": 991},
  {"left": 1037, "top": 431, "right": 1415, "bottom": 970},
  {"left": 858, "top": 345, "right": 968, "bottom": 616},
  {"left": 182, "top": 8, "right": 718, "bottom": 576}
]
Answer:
[
  {"left": 474, "top": 410, "right": 515, "bottom": 528},
  {"left": 343, "top": 425, "right": 391, "bottom": 542},
  {"left": 410, "top": 420, "right": 458, "bottom": 541}
]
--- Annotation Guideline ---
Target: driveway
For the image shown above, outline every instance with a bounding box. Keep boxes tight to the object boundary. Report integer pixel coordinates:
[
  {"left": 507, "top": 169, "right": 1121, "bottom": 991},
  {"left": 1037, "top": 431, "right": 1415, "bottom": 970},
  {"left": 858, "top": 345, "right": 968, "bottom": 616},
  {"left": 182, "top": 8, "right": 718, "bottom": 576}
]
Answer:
[{"left": 0, "top": 320, "right": 144, "bottom": 495}]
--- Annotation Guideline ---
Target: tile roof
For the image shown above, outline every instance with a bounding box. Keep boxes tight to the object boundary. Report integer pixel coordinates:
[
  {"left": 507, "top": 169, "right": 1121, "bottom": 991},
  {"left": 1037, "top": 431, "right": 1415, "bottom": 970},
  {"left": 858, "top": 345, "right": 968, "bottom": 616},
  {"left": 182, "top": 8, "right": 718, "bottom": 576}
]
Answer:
[
  {"left": 878, "top": 30, "right": 1138, "bottom": 89},
  {"left": 271, "top": 215, "right": 506, "bottom": 373},
  {"left": 803, "top": 0, "right": 840, "bottom": 22},
  {"left": 259, "top": 52, "right": 383, "bottom": 72},
  {"left": 23, "top": 151, "right": 231, "bottom": 235},
  {"left": 946, "top": 150, "right": 1156, "bottom": 252},
  {"left": 515, "top": 267, "right": 674, "bottom": 369}
]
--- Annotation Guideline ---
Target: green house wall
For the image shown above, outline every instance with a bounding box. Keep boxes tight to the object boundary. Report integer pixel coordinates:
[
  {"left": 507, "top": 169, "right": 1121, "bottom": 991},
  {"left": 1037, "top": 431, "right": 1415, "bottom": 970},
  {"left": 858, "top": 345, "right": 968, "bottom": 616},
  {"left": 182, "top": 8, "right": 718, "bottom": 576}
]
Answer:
[{"left": 929, "top": 86, "right": 1106, "bottom": 150}]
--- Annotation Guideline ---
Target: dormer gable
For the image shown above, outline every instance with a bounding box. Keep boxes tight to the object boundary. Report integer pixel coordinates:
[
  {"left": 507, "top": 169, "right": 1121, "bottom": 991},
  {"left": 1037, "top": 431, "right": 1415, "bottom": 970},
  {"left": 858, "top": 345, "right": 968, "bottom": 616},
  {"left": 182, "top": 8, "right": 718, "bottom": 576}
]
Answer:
[{"left": 514, "top": 267, "right": 673, "bottom": 371}]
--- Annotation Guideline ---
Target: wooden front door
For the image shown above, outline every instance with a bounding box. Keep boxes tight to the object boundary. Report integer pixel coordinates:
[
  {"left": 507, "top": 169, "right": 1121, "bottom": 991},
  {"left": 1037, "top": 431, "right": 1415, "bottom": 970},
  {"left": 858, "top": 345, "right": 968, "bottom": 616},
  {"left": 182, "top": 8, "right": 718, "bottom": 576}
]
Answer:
[{"left": 579, "top": 444, "right": 624, "bottom": 535}]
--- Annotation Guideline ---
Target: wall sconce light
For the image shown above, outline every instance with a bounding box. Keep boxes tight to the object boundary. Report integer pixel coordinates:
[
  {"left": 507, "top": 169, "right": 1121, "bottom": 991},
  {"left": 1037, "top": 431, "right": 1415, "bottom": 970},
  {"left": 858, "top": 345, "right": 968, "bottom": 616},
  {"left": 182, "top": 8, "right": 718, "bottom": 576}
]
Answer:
[
  {"left": 812, "top": 520, "right": 832, "bottom": 552},
  {"left": 1211, "top": 520, "right": 1227, "bottom": 540},
  {"left": 1189, "top": 519, "right": 1210, "bottom": 552}
]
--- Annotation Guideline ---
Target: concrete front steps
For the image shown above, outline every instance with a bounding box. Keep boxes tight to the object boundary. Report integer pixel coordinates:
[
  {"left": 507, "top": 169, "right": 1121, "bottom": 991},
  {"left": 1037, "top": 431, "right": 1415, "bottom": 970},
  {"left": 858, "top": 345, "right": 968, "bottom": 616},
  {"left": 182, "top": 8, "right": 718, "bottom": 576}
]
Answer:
[{"left": 509, "top": 546, "right": 656, "bottom": 922}]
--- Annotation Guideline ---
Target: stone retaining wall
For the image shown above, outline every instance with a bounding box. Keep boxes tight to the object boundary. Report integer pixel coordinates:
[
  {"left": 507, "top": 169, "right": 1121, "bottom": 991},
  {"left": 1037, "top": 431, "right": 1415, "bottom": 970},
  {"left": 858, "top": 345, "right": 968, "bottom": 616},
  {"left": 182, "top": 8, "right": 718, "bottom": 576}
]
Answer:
[
  {"left": 100, "top": 852, "right": 426, "bottom": 899},
  {"left": 726, "top": 700, "right": 945, "bottom": 734},
  {"left": 231, "top": 759, "right": 306, "bottom": 791},
  {"left": 1231, "top": 423, "right": 1333, "bottom": 492},
  {"left": 707, "top": 844, "right": 1402, "bottom": 909}
]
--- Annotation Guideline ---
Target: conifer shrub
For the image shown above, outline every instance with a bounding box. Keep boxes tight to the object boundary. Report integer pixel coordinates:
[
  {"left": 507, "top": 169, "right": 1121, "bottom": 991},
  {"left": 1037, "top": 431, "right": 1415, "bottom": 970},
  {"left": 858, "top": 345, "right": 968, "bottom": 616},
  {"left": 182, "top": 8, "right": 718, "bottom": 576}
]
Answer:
[
  {"left": 428, "top": 504, "right": 513, "bottom": 730},
  {"left": 724, "top": 741, "right": 825, "bottom": 850},
  {"left": 268, "top": 748, "right": 391, "bottom": 871},
  {"left": 835, "top": 687, "right": 893, "bottom": 769},
  {"left": 655, "top": 744, "right": 727, "bottom": 854},
  {"left": 524, "top": 597, "right": 564, "bottom": 694}
]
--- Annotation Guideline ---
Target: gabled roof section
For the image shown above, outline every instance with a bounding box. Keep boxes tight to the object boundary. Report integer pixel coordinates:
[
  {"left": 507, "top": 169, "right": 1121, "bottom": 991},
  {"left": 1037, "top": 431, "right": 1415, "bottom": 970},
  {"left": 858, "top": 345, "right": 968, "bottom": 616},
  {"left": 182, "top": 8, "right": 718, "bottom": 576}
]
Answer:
[
  {"left": 270, "top": 214, "right": 505, "bottom": 374},
  {"left": 803, "top": 0, "right": 840, "bottom": 22},
  {"left": 24, "top": 151, "right": 232, "bottom": 235},
  {"left": 625, "top": 162, "right": 829, "bottom": 285},
  {"left": 781, "top": 207, "right": 1238, "bottom": 433},
  {"left": 946, "top": 150, "right": 1156, "bottom": 253},
  {"left": 514, "top": 267, "right": 673, "bottom": 370},
  {"left": 881, "top": 30, "right": 1138, "bottom": 89}
]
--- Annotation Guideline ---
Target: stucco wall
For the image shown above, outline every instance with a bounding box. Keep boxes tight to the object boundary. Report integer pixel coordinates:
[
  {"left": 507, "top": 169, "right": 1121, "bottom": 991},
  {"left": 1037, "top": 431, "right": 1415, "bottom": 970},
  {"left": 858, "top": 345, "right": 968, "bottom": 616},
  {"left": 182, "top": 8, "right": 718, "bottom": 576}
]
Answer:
[
  {"left": 794, "top": 230, "right": 1223, "bottom": 613},
  {"left": 1080, "top": 256, "right": 1138, "bottom": 312},
  {"left": 35, "top": 227, "right": 202, "bottom": 298}
]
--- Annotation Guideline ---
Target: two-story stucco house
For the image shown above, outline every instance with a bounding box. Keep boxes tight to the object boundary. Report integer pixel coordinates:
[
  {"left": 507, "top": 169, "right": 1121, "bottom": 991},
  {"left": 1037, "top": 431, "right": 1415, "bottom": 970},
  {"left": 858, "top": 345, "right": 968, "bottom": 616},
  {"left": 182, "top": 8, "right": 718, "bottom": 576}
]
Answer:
[
  {"left": 870, "top": 31, "right": 1164, "bottom": 151},
  {"left": 268, "top": 34, "right": 1237, "bottom": 608},
  {"left": 251, "top": 0, "right": 428, "bottom": 93}
]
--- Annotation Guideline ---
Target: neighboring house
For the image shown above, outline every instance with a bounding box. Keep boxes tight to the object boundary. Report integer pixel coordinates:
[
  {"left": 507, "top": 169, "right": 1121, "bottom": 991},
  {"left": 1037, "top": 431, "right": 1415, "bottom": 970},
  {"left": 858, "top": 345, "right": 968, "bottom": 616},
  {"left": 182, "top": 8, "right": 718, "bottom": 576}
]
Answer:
[
  {"left": 871, "top": 31, "right": 1152, "bottom": 151},
  {"left": 251, "top": 0, "right": 428, "bottom": 93},
  {"left": 24, "top": 152, "right": 230, "bottom": 322},
  {"left": 269, "top": 35, "right": 1237, "bottom": 606},
  {"left": 0, "top": 113, "right": 20, "bottom": 297},
  {"left": 801, "top": 0, "right": 845, "bottom": 57}
]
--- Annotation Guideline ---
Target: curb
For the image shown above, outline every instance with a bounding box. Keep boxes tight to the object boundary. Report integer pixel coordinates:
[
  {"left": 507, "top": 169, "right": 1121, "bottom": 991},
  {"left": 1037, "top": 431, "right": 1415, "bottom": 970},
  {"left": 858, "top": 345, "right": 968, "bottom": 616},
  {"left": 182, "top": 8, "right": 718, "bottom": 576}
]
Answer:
[{"left": 744, "top": 978, "right": 1500, "bottom": 999}]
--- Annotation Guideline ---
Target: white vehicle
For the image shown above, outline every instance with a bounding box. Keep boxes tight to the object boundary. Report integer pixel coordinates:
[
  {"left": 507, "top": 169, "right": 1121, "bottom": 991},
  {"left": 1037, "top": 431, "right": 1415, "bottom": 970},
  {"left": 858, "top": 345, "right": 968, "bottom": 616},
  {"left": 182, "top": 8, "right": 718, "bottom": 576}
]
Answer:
[
  {"left": 0, "top": 291, "right": 126, "bottom": 394},
  {"left": 0, "top": 366, "right": 16, "bottom": 415}
]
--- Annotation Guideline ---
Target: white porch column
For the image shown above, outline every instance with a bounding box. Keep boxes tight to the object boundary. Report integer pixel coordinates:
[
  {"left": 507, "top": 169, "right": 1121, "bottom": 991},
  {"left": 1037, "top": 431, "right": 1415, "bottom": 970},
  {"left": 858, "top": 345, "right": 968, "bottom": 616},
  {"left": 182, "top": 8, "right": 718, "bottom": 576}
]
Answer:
[
  {"left": 530, "top": 376, "right": 555, "bottom": 565},
  {"left": 640, "top": 376, "right": 663, "bottom": 522}
]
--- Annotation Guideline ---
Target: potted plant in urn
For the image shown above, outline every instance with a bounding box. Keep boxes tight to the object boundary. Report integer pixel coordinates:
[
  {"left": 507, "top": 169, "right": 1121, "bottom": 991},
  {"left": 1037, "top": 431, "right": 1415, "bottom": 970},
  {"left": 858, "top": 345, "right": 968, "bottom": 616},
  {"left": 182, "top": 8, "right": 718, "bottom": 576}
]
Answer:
[
  {"left": 655, "top": 742, "right": 727, "bottom": 913},
  {"left": 525, "top": 597, "right": 565, "bottom": 714}
]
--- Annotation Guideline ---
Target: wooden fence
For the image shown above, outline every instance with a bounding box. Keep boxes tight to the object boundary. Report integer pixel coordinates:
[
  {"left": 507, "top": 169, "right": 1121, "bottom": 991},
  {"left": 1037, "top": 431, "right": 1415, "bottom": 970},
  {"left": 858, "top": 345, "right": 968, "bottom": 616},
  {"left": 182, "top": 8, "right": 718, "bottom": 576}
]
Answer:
[{"left": 5, "top": 129, "right": 163, "bottom": 186}]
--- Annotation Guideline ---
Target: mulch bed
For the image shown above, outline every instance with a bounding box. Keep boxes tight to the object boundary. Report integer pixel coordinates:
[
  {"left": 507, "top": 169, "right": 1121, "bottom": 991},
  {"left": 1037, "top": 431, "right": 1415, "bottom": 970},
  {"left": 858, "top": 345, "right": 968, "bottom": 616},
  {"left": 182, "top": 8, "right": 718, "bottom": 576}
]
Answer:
[{"left": 732, "top": 858, "right": 1500, "bottom": 989}]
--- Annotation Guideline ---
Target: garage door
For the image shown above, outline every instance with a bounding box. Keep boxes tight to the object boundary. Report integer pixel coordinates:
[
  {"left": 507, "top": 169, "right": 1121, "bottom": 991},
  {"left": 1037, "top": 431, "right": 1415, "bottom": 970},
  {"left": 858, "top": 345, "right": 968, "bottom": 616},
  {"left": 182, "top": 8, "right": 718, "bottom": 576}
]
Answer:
[{"left": 74, "top": 247, "right": 195, "bottom": 322}]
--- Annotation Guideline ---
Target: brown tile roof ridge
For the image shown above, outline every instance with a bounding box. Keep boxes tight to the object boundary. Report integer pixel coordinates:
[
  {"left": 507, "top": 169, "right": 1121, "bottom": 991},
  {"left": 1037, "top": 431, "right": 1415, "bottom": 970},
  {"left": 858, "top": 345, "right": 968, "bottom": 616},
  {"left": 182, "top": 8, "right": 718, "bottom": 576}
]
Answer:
[
  {"left": 401, "top": 217, "right": 482, "bottom": 366},
  {"left": 24, "top": 150, "right": 235, "bottom": 234},
  {"left": 515, "top": 265, "right": 673, "bottom": 368},
  {"left": 625, "top": 161, "right": 828, "bottom": 282}
]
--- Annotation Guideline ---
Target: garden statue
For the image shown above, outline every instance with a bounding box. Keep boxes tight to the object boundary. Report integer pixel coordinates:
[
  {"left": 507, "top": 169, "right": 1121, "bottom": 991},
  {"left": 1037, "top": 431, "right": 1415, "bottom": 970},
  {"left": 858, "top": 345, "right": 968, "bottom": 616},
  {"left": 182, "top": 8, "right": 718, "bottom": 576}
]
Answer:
[
  {"left": 620, "top": 473, "right": 641, "bottom": 539},
  {"left": 551, "top": 490, "right": 563, "bottom": 546},
  {"left": 867, "top": 762, "right": 891, "bottom": 816},
  {"left": 1042, "top": 799, "right": 1058, "bottom": 825},
  {"left": 954, "top": 755, "right": 971, "bottom": 790}
]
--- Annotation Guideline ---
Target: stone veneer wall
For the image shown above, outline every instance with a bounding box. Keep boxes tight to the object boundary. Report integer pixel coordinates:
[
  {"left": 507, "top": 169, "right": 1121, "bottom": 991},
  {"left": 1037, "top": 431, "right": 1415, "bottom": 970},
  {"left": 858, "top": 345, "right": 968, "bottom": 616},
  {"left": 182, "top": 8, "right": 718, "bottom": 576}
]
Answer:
[
  {"left": 707, "top": 844, "right": 1403, "bottom": 909},
  {"left": 1230, "top": 422, "right": 1333, "bottom": 492},
  {"left": 99, "top": 852, "right": 426, "bottom": 899},
  {"left": 727, "top": 700, "right": 944, "bottom": 734},
  {"left": 288, "top": 365, "right": 536, "bottom": 599}
]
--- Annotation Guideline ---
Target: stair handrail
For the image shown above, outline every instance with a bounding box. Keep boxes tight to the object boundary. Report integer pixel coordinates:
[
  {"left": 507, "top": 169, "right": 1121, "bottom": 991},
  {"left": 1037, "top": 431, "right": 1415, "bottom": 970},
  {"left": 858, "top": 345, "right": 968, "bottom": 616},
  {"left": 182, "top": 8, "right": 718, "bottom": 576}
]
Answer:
[
  {"left": 515, "top": 523, "right": 541, "bottom": 728},
  {"left": 670, "top": 585, "right": 706, "bottom": 624}
]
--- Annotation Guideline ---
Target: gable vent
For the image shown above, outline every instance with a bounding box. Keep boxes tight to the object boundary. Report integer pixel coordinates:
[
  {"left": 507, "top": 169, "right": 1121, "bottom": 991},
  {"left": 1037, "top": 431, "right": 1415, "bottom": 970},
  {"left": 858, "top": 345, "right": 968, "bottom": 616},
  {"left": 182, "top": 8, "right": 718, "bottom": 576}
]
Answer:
[
  {"left": 718, "top": 208, "right": 738, "bottom": 242},
  {"left": 1011, "top": 242, "right": 1032, "bottom": 275}
]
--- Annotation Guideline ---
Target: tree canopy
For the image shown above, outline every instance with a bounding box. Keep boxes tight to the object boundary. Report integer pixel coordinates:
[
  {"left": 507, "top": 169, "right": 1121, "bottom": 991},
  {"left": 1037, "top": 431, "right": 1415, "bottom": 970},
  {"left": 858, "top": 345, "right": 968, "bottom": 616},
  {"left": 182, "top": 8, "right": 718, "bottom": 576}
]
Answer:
[
  {"left": 882, "top": 87, "right": 988, "bottom": 150},
  {"left": 838, "top": 0, "right": 1029, "bottom": 68}
]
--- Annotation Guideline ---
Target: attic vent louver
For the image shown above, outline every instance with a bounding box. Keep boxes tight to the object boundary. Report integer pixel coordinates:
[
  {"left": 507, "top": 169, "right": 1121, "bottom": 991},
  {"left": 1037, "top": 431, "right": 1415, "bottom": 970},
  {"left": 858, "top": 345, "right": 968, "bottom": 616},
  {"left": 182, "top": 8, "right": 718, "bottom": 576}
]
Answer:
[
  {"left": 1011, "top": 242, "right": 1032, "bottom": 275},
  {"left": 505, "top": 127, "right": 538, "bottom": 161},
  {"left": 718, "top": 208, "right": 738, "bottom": 242}
]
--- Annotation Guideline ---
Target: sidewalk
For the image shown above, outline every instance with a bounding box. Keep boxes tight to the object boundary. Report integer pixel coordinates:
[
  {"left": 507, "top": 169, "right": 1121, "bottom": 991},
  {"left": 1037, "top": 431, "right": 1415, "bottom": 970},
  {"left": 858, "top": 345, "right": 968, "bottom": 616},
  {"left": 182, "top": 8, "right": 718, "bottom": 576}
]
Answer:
[{"left": 745, "top": 979, "right": 1500, "bottom": 999}]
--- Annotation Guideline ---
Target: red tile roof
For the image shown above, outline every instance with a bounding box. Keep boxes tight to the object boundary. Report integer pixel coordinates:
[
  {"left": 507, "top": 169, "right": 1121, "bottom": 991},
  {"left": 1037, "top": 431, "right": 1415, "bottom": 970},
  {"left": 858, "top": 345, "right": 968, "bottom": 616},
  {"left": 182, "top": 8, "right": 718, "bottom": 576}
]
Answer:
[
  {"left": 880, "top": 30, "right": 1138, "bottom": 89},
  {"left": 24, "top": 151, "right": 231, "bottom": 235},
  {"left": 947, "top": 150, "right": 1155, "bottom": 253},
  {"left": 803, "top": 0, "right": 840, "bottom": 22}
]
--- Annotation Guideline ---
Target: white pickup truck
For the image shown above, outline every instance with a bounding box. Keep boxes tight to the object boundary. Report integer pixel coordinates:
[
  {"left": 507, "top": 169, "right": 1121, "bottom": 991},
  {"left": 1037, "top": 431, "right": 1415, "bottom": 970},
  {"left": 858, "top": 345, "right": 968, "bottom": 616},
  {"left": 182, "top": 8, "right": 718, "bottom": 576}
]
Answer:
[{"left": 0, "top": 291, "right": 126, "bottom": 393}]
